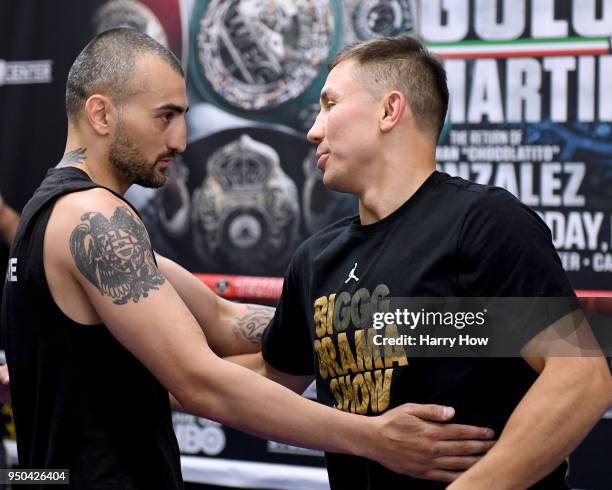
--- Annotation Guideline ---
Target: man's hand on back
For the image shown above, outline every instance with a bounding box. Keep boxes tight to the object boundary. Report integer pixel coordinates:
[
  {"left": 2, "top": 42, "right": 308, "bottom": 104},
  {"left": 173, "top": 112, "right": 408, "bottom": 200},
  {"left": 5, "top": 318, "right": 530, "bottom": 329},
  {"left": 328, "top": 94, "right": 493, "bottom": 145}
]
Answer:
[{"left": 365, "top": 403, "right": 495, "bottom": 482}]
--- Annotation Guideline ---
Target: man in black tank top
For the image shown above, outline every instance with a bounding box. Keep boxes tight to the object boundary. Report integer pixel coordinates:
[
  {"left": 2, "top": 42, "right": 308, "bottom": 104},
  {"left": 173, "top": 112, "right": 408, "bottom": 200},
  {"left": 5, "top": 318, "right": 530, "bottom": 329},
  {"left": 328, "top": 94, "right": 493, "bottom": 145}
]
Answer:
[
  {"left": 0, "top": 28, "right": 508, "bottom": 489},
  {"left": 0, "top": 193, "right": 18, "bottom": 471}
]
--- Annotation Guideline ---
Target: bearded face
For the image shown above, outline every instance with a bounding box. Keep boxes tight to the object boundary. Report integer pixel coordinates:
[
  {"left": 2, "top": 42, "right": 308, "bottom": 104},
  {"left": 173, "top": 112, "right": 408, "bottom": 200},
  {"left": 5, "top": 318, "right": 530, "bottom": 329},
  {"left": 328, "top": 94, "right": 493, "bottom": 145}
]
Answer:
[{"left": 109, "top": 118, "right": 174, "bottom": 189}]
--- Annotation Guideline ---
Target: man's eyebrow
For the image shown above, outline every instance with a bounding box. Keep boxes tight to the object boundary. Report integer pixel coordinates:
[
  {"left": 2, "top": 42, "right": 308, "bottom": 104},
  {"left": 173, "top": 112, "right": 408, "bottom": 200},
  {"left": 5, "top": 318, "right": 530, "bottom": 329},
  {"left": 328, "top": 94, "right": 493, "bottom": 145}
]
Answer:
[
  {"left": 154, "top": 103, "right": 189, "bottom": 114},
  {"left": 320, "top": 88, "right": 335, "bottom": 104}
]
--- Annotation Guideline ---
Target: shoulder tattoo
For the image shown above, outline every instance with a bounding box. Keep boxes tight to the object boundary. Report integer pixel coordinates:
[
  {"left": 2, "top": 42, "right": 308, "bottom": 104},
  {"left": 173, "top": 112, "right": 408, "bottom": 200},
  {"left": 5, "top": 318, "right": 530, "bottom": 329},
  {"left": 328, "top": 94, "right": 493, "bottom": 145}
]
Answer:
[
  {"left": 235, "top": 304, "right": 275, "bottom": 343},
  {"left": 69, "top": 206, "right": 165, "bottom": 305}
]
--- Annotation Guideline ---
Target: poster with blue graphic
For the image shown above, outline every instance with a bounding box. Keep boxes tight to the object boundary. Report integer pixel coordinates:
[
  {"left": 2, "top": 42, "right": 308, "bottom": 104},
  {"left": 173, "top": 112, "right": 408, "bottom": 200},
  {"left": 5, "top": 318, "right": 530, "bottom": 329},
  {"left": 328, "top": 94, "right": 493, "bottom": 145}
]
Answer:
[{"left": 427, "top": 1, "right": 612, "bottom": 290}]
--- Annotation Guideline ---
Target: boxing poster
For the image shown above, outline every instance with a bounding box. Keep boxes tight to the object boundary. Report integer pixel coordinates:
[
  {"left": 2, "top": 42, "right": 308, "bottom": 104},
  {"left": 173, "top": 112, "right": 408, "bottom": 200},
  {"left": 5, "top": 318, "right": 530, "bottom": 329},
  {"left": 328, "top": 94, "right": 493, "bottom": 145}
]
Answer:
[
  {"left": 2, "top": 3, "right": 610, "bottom": 301},
  {"left": 427, "top": 1, "right": 612, "bottom": 291},
  {"left": 124, "top": 0, "right": 612, "bottom": 292}
]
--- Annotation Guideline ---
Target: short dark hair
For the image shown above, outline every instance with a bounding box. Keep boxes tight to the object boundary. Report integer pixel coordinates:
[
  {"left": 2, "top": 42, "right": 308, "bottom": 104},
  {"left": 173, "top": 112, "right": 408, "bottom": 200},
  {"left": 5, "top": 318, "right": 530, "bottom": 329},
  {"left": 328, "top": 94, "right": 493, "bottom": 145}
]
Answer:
[
  {"left": 329, "top": 36, "right": 448, "bottom": 139},
  {"left": 65, "top": 27, "right": 183, "bottom": 121}
]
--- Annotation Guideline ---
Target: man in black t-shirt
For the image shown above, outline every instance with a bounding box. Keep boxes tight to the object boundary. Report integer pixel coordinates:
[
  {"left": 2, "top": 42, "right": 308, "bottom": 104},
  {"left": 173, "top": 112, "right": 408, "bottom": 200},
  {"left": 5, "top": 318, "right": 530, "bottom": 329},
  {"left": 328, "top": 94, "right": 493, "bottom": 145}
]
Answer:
[{"left": 228, "top": 36, "right": 612, "bottom": 489}]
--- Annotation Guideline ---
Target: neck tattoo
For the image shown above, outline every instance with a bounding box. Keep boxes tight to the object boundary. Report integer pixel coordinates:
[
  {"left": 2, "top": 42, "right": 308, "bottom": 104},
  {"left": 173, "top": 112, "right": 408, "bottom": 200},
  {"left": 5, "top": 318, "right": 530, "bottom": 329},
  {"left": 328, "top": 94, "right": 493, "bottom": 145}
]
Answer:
[{"left": 58, "top": 147, "right": 87, "bottom": 167}]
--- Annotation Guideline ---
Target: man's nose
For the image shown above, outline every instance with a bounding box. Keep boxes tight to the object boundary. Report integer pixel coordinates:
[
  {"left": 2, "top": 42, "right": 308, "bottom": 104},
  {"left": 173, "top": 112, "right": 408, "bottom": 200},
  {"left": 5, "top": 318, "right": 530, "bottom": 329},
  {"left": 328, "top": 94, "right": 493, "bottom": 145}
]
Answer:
[
  {"left": 169, "top": 117, "right": 187, "bottom": 153},
  {"left": 307, "top": 112, "right": 325, "bottom": 144}
]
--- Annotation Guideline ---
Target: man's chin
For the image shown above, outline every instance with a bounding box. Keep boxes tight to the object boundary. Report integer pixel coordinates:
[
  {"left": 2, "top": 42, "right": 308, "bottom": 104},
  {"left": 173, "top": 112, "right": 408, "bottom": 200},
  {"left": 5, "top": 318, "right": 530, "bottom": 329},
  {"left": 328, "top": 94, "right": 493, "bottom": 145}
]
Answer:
[
  {"left": 322, "top": 173, "right": 354, "bottom": 195},
  {"left": 134, "top": 175, "right": 167, "bottom": 189},
  {"left": 322, "top": 171, "right": 341, "bottom": 192}
]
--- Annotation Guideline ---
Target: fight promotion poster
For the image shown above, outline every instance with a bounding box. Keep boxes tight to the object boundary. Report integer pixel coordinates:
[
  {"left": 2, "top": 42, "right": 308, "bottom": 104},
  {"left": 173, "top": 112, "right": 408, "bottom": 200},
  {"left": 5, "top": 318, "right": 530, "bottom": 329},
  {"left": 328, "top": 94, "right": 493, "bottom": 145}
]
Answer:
[
  {"left": 426, "top": 1, "right": 612, "bottom": 291},
  {"left": 133, "top": 0, "right": 612, "bottom": 290}
]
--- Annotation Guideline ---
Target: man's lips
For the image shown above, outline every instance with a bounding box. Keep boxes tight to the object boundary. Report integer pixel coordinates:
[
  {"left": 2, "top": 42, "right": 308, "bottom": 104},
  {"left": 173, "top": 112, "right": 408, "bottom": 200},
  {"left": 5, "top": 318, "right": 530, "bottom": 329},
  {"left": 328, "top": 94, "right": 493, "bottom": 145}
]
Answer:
[
  {"left": 156, "top": 159, "right": 172, "bottom": 171},
  {"left": 316, "top": 152, "right": 329, "bottom": 169},
  {"left": 157, "top": 156, "right": 173, "bottom": 167}
]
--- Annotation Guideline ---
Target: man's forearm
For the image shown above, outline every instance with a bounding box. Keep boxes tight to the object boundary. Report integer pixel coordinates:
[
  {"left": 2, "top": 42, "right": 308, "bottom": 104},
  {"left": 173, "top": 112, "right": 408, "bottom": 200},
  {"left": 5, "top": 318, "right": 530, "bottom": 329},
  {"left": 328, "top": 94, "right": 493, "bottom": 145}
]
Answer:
[
  {"left": 196, "top": 300, "right": 272, "bottom": 355},
  {"left": 157, "top": 255, "right": 273, "bottom": 355},
  {"left": 232, "top": 303, "right": 273, "bottom": 345},
  {"left": 182, "top": 353, "right": 375, "bottom": 458},
  {"left": 448, "top": 357, "right": 612, "bottom": 489}
]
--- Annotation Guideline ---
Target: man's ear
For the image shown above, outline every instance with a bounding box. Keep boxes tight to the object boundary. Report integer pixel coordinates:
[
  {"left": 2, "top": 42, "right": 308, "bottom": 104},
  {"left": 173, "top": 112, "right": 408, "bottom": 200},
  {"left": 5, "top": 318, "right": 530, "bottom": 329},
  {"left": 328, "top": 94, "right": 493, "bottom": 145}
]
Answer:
[
  {"left": 380, "top": 91, "right": 407, "bottom": 133},
  {"left": 84, "top": 95, "right": 117, "bottom": 136}
]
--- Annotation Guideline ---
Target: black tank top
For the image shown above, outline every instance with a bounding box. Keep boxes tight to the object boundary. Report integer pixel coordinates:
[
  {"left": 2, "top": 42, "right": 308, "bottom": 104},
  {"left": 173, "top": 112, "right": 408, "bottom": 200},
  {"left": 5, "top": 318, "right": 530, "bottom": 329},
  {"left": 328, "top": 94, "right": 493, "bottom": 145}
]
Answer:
[{"left": 1, "top": 167, "right": 183, "bottom": 489}]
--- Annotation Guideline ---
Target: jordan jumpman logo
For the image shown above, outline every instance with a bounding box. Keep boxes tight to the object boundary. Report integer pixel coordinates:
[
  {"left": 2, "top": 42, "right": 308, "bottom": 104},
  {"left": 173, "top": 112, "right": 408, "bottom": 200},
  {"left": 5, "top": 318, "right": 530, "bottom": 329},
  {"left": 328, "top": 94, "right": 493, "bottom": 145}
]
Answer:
[{"left": 345, "top": 262, "right": 360, "bottom": 283}]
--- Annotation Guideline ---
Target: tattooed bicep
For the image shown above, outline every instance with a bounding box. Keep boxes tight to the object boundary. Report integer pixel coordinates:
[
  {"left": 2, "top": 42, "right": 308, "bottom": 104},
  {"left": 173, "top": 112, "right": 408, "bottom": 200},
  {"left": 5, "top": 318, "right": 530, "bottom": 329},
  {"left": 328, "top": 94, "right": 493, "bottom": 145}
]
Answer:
[{"left": 69, "top": 205, "right": 165, "bottom": 305}]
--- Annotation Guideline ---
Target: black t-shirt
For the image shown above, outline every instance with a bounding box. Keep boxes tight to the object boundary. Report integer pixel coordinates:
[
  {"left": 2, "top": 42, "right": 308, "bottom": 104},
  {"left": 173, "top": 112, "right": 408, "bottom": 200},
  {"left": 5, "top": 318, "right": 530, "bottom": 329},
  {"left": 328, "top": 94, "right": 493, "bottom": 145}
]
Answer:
[
  {"left": 262, "top": 171, "right": 575, "bottom": 490},
  {"left": 0, "top": 167, "right": 183, "bottom": 489}
]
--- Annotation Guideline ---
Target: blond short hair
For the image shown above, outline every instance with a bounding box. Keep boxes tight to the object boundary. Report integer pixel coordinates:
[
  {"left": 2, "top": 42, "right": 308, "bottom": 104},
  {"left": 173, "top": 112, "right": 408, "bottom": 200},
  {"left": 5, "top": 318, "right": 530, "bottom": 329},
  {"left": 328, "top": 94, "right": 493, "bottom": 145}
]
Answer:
[{"left": 330, "top": 36, "right": 448, "bottom": 138}]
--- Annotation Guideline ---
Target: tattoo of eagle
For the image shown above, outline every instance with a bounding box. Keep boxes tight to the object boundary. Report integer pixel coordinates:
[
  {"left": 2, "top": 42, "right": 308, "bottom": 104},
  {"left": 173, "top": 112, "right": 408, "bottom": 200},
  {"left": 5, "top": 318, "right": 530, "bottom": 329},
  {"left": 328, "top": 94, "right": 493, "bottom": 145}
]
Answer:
[{"left": 69, "top": 206, "right": 165, "bottom": 305}]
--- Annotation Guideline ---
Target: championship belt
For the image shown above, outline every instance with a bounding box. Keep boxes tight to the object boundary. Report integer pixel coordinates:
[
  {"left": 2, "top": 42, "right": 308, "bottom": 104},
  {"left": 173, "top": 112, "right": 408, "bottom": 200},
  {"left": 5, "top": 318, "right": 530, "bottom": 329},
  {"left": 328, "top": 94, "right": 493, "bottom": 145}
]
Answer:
[
  {"left": 155, "top": 156, "right": 191, "bottom": 238},
  {"left": 93, "top": 0, "right": 184, "bottom": 60},
  {"left": 94, "top": 0, "right": 169, "bottom": 46},
  {"left": 189, "top": 0, "right": 343, "bottom": 130},
  {"left": 191, "top": 134, "right": 300, "bottom": 274},
  {"left": 341, "top": 0, "right": 417, "bottom": 44}
]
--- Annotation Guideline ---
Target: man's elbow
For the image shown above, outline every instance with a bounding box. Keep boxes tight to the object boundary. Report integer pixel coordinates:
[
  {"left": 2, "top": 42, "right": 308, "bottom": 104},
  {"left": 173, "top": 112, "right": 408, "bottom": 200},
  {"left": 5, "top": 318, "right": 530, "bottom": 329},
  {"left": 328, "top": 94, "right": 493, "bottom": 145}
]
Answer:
[
  {"left": 172, "top": 360, "right": 239, "bottom": 422},
  {"left": 177, "top": 392, "right": 204, "bottom": 417},
  {"left": 596, "top": 360, "right": 612, "bottom": 410},
  {"left": 582, "top": 357, "right": 612, "bottom": 412},
  {"left": 174, "top": 383, "right": 225, "bottom": 420},
  {"left": 170, "top": 381, "right": 197, "bottom": 415},
  {"left": 168, "top": 365, "right": 222, "bottom": 418},
  {"left": 544, "top": 357, "right": 612, "bottom": 412}
]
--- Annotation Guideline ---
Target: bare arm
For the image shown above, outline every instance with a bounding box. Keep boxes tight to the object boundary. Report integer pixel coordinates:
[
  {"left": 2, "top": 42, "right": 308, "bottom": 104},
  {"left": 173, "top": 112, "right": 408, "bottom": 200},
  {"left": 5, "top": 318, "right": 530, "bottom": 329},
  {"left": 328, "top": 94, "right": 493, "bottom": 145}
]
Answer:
[
  {"left": 157, "top": 255, "right": 272, "bottom": 356},
  {"left": 48, "top": 191, "right": 491, "bottom": 478},
  {"left": 227, "top": 350, "right": 501, "bottom": 481},
  {"left": 160, "top": 254, "right": 496, "bottom": 481},
  {"left": 448, "top": 317, "right": 612, "bottom": 489},
  {"left": 158, "top": 256, "right": 273, "bottom": 410},
  {"left": 225, "top": 351, "right": 314, "bottom": 394},
  {"left": 0, "top": 194, "right": 20, "bottom": 246}
]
